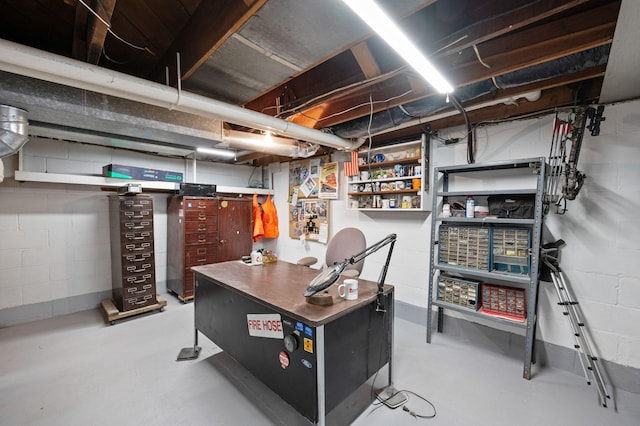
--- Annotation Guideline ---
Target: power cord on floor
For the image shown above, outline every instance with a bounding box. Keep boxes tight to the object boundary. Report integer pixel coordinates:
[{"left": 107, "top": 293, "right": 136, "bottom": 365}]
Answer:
[
  {"left": 373, "top": 389, "right": 437, "bottom": 420},
  {"left": 400, "top": 390, "right": 437, "bottom": 419},
  {"left": 369, "top": 309, "right": 436, "bottom": 420}
]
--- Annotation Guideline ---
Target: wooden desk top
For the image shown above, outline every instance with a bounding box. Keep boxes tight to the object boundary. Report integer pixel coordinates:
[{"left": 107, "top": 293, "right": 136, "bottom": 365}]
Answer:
[{"left": 191, "top": 261, "right": 393, "bottom": 327}]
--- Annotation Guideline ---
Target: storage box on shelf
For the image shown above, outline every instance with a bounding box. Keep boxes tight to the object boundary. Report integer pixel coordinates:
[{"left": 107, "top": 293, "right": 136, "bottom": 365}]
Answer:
[
  {"left": 481, "top": 284, "right": 526, "bottom": 321},
  {"left": 438, "top": 225, "right": 532, "bottom": 275},
  {"left": 427, "top": 158, "right": 546, "bottom": 380},
  {"left": 492, "top": 227, "right": 531, "bottom": 274},
  {"left": 346, "top": 134, "right": 430, "bottom": 211},
  {"left": 438, "top": 225, "right": 490, "bottom": 270},
  {"left": 436, "top": 275, "right": 480, "bottom": 311}
]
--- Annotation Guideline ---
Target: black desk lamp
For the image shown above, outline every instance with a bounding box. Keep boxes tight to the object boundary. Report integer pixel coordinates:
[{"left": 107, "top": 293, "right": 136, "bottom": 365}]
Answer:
[
  {"left": 303, "top": 233, "right": 396, "bottom": 312},
  {"left": 304, "top": 233, "right": 406, "bottom": 407}
]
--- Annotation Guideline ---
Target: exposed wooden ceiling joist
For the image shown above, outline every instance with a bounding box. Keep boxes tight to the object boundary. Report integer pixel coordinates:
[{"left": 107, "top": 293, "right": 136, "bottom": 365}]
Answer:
[
  {"left": 278, "top": 2, "right": 617, "bottom": 130},
  {"left": 376, "top": 78, "right": 604, "bottom": 143},
  {"left": 151, "top": 0, "right": 268, "bottom": 84},
  {"left": 350, "top": 42, "right": 382, "bottom": 79},
  {"left": 451, "top": 1, "right": 618, "bottom": 85},
  {"left": 71, "top": 1, "right": 89, "bottom": 61},
  {"left": 85, "top": 0, "right": 117, "bottom": 64},
  {"left": 430, "top": 0, "right": 591, "bottom": 57}
]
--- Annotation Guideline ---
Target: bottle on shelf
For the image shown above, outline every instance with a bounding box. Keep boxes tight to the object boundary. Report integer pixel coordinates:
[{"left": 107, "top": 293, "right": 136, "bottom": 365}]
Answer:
[{"left": 465, "top": 195, "right": 475, "bottom": 218}]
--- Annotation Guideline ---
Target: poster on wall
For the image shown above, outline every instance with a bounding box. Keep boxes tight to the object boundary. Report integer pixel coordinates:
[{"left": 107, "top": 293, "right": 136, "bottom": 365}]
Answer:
[
  {"left": 299, "top": 176, "right": 316, "bottom": 198},
  {"left": 289, "top": 159, "right": 315, "bottom": 198},
  {"left": 318, "top": 162, "right": 338, "bottom": 199}
]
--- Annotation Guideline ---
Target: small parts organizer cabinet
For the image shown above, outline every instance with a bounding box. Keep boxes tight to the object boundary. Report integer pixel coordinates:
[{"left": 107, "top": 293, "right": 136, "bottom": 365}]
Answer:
[
  {"left": 167, "top": 196, "right": 252, "bottom": 302},
  {"left": 346, "top": 134, "right": 429, "bottom": 211},
  {"left": 108, "top": 194, "right": 158, "bottom": 312},
  {"left": 427, "top": 158, "right": 547, "bottom": 380}
]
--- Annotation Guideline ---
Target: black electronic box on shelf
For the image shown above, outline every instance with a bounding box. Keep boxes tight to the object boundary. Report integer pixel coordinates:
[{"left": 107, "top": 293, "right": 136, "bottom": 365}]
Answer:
[{"left": 177, "top": 183, "right": 217, "bottom": 197}]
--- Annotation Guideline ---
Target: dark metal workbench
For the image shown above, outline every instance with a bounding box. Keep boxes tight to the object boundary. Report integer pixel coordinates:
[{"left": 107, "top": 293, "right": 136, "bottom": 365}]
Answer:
[{"left": 192, "top": 260, "right": 395, "bottom": 425}]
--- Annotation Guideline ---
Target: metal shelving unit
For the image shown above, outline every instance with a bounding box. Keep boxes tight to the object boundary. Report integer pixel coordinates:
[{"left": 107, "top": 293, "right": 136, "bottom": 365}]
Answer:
[{"left": 426, "top": 158, "right": 547, "bottom": 380}]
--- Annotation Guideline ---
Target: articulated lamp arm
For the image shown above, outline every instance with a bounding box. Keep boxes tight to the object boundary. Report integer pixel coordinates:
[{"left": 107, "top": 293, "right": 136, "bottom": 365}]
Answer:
[{"left": 303, "top": 233, "right": 397, "bottom": 310}]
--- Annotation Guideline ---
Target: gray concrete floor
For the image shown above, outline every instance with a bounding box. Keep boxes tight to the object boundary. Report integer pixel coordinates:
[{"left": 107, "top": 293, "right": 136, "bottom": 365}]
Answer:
[{"left": 1, "top": 295, "right": 638, "bottom": 425}]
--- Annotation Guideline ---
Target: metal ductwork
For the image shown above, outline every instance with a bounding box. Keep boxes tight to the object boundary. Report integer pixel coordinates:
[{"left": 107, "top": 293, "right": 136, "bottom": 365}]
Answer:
[
  {"left": 0, "top": 39, "right": 359, "bottom": 154},
  {"left": 0, "top": 105, "right": 28, "bottom": 158}
]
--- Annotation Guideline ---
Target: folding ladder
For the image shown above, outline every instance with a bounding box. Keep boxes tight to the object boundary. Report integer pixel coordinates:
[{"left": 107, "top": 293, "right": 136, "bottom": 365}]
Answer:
[{"left": 540, "top": 240, "right": 611, "bottom": 407}]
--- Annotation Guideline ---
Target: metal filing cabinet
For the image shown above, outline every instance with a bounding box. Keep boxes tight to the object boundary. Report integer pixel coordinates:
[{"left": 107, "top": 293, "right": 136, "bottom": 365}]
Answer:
[
  {"left": 167, "top": 196, "right": 252, "bottom": 302},
  {"left": 108, "top": 194, "right": 157, "bottom": 312}
]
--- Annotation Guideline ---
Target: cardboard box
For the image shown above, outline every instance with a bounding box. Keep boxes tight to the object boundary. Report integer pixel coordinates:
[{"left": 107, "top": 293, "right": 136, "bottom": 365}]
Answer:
[{"left": 103, "top": 164, "right": 183, "bottom": 182}]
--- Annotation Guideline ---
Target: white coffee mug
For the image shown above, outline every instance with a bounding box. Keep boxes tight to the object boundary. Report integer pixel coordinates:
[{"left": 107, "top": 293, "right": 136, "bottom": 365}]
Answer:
[
  {"left": 251, "top": 250, "right": 263, "bottom": 265},
  {"left": 338, "top": 279, "right": 358, "bottom": 300}
]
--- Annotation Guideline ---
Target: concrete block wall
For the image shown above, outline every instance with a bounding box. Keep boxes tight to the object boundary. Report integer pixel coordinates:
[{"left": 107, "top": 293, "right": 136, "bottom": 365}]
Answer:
[
  {"left": 547, "top": 100, "right": 640, "bottom": 370},
  {"left": 431, "top": 100, "right": 640, "bottom": 372},
  {"left": 0, "top": 137, "right": 256, "bottom": 326},
  {"left": 1, "top": 100, "right": 638, "bottom": 385},
  {"left": 271, "top": 99, "right": 640, "bottom": 375}
]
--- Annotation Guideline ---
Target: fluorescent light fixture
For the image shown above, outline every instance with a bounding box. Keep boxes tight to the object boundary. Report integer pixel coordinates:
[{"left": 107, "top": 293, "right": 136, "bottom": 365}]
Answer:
[
  {"left": 197, "top": 146, "right": 236, "bottom": 158},
  {"left": 342, "top": 0, "right": 454, "bottom": 94}
]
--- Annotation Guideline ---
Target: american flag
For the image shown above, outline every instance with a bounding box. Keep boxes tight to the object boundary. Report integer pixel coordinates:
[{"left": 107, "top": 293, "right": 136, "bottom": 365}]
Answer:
[{"left": 343, "top": 151, "right": 360, "bottom": 177}]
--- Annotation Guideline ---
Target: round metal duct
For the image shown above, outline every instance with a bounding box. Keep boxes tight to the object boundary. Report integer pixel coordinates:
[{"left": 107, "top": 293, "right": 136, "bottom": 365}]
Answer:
[{"left": 0, "top": 105, "right": 28, "bottom": 158}]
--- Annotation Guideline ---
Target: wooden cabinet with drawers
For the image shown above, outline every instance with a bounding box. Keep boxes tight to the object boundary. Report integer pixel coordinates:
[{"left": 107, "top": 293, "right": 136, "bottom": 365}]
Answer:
[
  {"left": 108, "top": 194, "right": 157, "bottom": 312},
  {"left": 167, "top": 196, "right": 252, "bottom": 302}
]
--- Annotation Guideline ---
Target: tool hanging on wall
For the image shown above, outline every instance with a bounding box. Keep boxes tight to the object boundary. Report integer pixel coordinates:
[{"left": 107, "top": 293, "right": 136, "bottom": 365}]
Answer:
[
  {"left": 540, "top": 240, "right": 611, "bottom": 407},
  {"left": 545, "top": 105, "right": 605, "bottom": 214}
]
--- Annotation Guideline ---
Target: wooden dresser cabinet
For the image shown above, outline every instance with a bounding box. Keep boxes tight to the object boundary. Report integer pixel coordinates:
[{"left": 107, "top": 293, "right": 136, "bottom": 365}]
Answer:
[
  {"left": 167, "top": 196, "right": 252, "bottom": 302},
  {"left": 108, "top": 194, "right": 157, "bottom": 312}
]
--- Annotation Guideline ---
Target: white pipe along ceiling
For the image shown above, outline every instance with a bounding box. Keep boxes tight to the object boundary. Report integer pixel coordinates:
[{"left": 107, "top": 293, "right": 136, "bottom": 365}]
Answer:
[{"left": 0, "top": 39, "right": 361, "bottom": 155}]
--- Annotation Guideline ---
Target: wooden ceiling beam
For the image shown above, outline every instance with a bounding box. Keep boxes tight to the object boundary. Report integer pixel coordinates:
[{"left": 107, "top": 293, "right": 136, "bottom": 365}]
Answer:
[
  {"left": 435, "top": 80, "right": 602, "bottom": 131},
  {"left": 451, "top": 2, "right": 617, "bottom": 86},
  {"left": 71, "top": 1, "right": 89, "bottom": 61},
  {"left": 350, "top": 42, "right": 382, "bottom": 79},
  {"left": 374, "top": 78, "right": 603, "bottom": 143},
  {"left": 85, "top": 0, "right": 117, "bottom": 64},
  {"left": 289, "top": 73, "right": 418, "bottom": 128},
  {"left": 246, "top": 0, "right": 599, "bottom": 115},
  {"left": 281, "top": 3, "right": 615, "bottom": 129},
  {"left": 151, "top": 0, "right": 267, "bottom": 84},
  {"left": 244, "top": 1, "right": 438, "bottom": 116},
  {"left": 430, "top": 0, "right": 591, "bottom": 57}
]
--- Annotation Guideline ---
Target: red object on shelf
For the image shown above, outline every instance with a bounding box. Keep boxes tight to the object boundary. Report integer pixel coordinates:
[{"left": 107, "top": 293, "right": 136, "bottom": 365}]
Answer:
[{"left": 481, "top": 284, "right": 526, "bottom": 321}]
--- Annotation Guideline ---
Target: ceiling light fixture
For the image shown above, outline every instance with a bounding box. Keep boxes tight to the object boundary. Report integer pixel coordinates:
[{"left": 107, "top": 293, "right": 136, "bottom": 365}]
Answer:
[
  {"left": 264, "top": 131, "right": 274, "bottom": 144},
  {"left": 197, "top": 146, "right": 236, "bottom": 158},
  {"left": 342, "top": 0, "right": 454, "bottom": 94}
]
